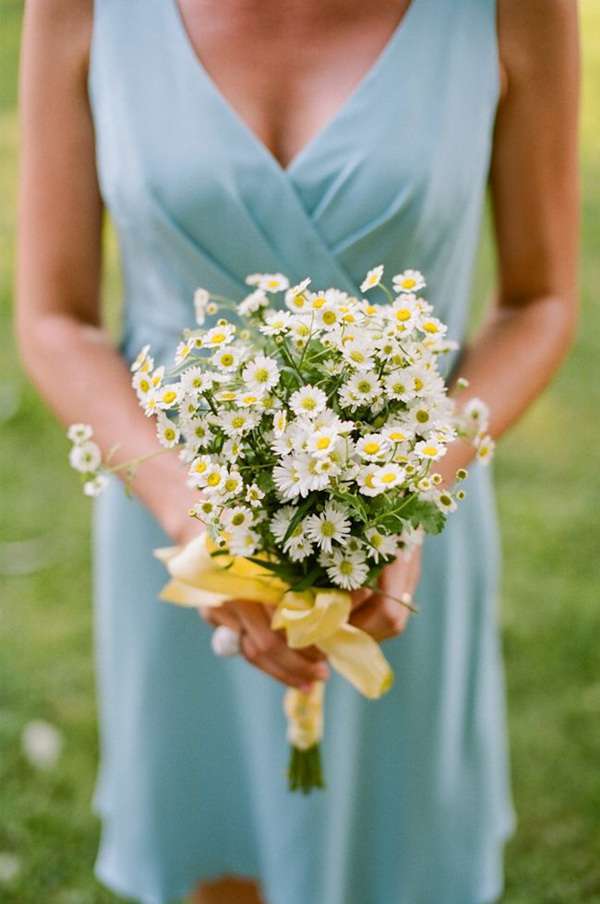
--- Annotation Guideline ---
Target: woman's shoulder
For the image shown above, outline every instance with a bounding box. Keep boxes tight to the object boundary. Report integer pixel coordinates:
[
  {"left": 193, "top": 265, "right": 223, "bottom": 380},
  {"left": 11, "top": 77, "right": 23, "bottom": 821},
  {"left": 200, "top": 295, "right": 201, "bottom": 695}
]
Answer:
[
  {"left": 498, "top": 0, "right": 578, "bottom": 73},
  {"left": 24, "top": 0, "right": 93, "bottom": 73}
]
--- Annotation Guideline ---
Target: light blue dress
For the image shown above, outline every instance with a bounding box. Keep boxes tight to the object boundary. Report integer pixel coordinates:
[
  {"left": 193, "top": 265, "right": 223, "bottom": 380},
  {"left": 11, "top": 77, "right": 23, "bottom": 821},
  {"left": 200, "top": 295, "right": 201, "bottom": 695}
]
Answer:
[{"left": 89, "top": 1, "right": 516, "bottom": 901}]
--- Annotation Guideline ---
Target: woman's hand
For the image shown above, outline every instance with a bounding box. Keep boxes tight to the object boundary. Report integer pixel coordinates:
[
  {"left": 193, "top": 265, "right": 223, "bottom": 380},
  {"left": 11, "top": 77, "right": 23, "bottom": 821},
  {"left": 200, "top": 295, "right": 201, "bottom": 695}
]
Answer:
[
  {"left": 200, "top": 601, "right": 330, "bottom": 691},
  {"left": 350, "top": 545, "right": 422, "bottom": 642}
]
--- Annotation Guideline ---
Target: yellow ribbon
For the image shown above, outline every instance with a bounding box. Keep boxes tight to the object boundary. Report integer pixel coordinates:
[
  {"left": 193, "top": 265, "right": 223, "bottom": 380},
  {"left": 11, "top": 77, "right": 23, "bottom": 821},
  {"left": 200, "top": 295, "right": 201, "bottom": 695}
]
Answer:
[{"left": 155, "top": 533, "right": 393, "bottom": 750}]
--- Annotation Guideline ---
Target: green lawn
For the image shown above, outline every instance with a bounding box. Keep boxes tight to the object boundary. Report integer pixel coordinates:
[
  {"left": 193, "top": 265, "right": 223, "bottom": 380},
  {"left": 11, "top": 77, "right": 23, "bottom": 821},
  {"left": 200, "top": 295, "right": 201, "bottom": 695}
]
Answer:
[{"left": 1, "top": 3, "right": 599, "bottom": 902}]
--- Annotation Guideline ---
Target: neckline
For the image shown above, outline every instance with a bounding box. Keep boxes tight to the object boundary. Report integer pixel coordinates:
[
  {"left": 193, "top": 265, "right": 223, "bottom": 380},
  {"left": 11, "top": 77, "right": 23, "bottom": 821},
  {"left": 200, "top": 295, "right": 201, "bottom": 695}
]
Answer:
[{"left": 170, "top": 0, "right": 419, "bottom": 176}]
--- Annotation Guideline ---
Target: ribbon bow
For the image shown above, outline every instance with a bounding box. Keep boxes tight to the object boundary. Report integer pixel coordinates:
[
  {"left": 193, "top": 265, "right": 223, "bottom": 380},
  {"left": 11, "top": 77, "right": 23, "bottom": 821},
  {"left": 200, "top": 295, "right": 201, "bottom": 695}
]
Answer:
[{"left": 155, "top": 534, "right": 393, "bottom": 749}]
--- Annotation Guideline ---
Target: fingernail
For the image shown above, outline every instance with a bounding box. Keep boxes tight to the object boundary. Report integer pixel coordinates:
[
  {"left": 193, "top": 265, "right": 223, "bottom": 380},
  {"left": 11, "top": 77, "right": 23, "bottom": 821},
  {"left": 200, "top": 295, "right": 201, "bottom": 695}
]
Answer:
[{"left": 300, "top": 683, "right": 313, "bottom": 693}]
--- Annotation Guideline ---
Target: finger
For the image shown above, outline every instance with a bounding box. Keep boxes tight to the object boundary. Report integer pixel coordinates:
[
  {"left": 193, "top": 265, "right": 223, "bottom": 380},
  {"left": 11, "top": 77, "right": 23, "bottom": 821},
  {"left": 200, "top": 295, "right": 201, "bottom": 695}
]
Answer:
[
  {"left": 350, "top": 586, "right": 375, "bottom": 610},
  {"left": 198, "top": 603, "right": 241, "bottom": 631},
  {"left": 240, "top": 633, "right": 323, "bottom": 691},
  {"left": 233, "top": 602, "right": 330, "bottom": 688},
  {"left": 350, "top": 596, "right": 410, "bottom": 641}
]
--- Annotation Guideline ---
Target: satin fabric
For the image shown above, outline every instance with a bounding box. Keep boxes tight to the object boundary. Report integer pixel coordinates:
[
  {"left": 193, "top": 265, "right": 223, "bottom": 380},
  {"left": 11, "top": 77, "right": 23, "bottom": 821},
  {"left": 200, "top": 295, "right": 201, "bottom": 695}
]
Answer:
[{"left": 89, "top": 1, "right": 516, "bottom": 901}]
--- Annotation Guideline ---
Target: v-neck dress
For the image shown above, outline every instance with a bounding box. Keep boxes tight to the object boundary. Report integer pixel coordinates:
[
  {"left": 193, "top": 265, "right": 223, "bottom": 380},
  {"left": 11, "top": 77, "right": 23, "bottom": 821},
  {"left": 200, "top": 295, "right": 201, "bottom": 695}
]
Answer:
[{"left": 89, "top": 1, "right": 516, "bottom": 902}]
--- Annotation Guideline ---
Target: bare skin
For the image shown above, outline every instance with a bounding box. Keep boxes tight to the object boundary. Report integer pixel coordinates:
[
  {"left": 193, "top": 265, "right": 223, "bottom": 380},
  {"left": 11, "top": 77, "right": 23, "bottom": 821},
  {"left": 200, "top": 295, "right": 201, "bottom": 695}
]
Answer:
[{"left": 17, "top": 0, "right": 579, "bottom": 901}]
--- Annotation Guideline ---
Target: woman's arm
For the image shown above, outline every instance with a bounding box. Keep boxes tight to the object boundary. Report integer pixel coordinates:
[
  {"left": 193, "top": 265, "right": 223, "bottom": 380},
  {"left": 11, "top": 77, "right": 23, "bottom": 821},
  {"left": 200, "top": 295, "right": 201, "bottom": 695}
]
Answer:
[
  {"left": 436, "top": 0, "right": 580, "bottom": 484},
  {"left": 16, "top": 0, "right": 327, "bottom": 692},
  {"left": 352, "top": 0, "right": 580, "bottom": 640},
  {"left": 16, "top": 0, "right": 195, "bottom": 542}
]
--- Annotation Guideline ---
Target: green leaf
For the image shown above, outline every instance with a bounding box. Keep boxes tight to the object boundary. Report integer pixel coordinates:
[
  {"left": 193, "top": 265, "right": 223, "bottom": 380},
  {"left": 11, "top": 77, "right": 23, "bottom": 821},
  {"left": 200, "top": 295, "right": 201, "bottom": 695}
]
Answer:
[{"left": 282, "top": 495, "right": 316, "bottom": 544}]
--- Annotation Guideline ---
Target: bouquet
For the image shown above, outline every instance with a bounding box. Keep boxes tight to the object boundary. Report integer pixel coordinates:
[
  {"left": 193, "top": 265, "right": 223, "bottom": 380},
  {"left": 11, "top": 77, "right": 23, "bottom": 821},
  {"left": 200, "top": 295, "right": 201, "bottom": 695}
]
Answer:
[{"left": 68, "top": 265, "right": 494, "bottom": 792}]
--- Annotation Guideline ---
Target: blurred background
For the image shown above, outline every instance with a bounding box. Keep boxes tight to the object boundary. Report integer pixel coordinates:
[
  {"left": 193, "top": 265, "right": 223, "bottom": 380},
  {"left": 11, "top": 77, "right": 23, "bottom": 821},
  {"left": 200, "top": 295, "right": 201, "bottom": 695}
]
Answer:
[{"left": 1, "top": 3, "right": 599, "bottom": 902}]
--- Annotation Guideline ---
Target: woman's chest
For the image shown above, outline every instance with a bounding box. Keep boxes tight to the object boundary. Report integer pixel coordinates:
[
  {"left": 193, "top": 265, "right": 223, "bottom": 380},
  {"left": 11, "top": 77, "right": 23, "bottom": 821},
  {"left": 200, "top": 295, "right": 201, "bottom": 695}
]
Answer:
[{"left": 173, "top": 0, "right": 414, "bottom": 170}]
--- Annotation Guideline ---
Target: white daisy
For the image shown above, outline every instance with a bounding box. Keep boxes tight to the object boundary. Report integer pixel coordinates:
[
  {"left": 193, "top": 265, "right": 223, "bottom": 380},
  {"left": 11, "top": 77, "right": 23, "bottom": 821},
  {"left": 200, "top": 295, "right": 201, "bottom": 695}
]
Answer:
[
  {"left": 383, "top": 370, "right": 415, "bottom": 402},
  {"left": 257, "top": 273, "right": 289, "bottom": 293},
  {"left": 67, "top": 423, "right": 93, "bottom": 444},
  {"left": 83, "top": 474, "right": 109, "bottom": 497},
  {"left": 201, "top": 464, "right": 229, "bottom": 494},
  {"left": 341, "top": 372, "right": 381, "bottom": 406},
  {"left": 180, "top": 367, "right": 213, "bottom": 397},
  {"left": 287, "top": 535, "right": 315, "bottom": 562},
  {"left": 290, "top": 385, "right": 327, "bottom": 419},
  {"left": 392, "top": 269, "right": 426, "bottom": 293},
  {"left": 242, "top": 355, "right": 280, "bottom": 394},
  {"left": 237, "top": 289, "right": 268, "bottom": 317},
  {"left": 414, "top": 439, "right": 447, "bottom": 461},
  {"left": 372, "top": 463, "right": 406, "bottom": 491},
  {"left": 132, "top": 370, "right": 154, "bottom": 400},
  {"left": 228, "top": 528, "right": 260, "bottom": 557},
  {"left": 304, "top": 503, "right": 351, "bottom": 553},
  {"left": 245, "top": 483, "right": 265, "bottom": 507},
  {"left": 221, "top": 505, "right": 254, "bottom": 531},
  {"left": 462, "top": 398, "right": 490, "bottom": 434},
  {"left": 382, "top": 422, "right": 414, "bottom": 444},
  {"left": 174, "top": 339, "right": 193, "bottom": 365},
  {"left": 306, "top": 427, "right": 339, "bottom": 458},
  {"left": 323, "top": 547, "right": 370, "bottom": 590},
  {"left": 360, "top": 264, "right": 384, "bottom": 293},
  {"left": 418, "top": 315, "right": 447, "bottom": 338},
  {"left": 475, "top": 433, "right": 495, "bottom": 464},
  {"left": 356, "top": 465, "right": 384, "bottom": 497},
  {"left": 156, "top": 414, "right": 180, "bottom": 448},
  {"left": 435, "top": 490, "right": 458, "bottom": 513},
  {"left": 222, "top": 438, "right": 245, "bottom": 461},
  {"left": 259, "top": 310, "right": 293, "bottom": 336},
  {"left": 69, "top": 441, "right": 101, "bottom": 473},
  {"left": 273, "top": 457, "right": 305, "bottom": 499},
  {"left": 212, "top": 347, "right": 241, "bottom": 371},
  {"left": 341, "top": 339, "right": 375, "bottom": 370},
  {"left": 155, "top": 383, "right": 182, "bottom": 410},
  {"left": 270, "top": 505, "right": 298, "bottom": 543},
  {"left": 356, "top": 434, "right": 389, "bottom": 462},
  {"left": 273, "top": 410, "right": 287, "bottom": 436},
  {"left": 130, "top": 344, "right": 153, "bottom": 373},
  {"left": 202, "top": 323, "right": 235, "bottom": 348},
  {"left": 364, "top": 527, "right": 399, "bottom": 562},
  {"left": 188, "top": 454, "right": 213, "bottom": 485},
  {"left": 221, "top": 409, "right": 260, "bottom": 437}
]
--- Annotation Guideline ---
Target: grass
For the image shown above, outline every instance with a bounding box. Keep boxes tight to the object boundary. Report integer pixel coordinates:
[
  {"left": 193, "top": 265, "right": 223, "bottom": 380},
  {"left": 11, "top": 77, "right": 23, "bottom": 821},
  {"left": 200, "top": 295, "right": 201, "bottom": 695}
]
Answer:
[{"left": 1, "top": 2, "right": 600, "bottom": 901}]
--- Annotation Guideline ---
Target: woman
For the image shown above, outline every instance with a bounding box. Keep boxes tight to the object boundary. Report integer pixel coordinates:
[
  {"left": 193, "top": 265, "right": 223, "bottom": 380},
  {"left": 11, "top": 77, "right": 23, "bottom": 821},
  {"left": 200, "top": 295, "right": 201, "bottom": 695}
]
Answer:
[{"left": 16, "top": 0, "right": 579, "bottom": 902}]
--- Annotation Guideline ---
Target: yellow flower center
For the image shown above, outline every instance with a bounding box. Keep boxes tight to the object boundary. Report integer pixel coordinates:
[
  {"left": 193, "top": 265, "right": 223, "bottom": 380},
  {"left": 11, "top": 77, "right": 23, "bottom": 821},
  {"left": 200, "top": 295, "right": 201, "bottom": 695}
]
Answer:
[
  {"left": 207, "top": 472, "right": 221, "bottom": 487},
  {"left": 322, "top": 310, "right": 337, "bottom": 325},
  {"left": 225, "top": 478, "right": 238, "bottom": 492},
  {"left": 162, "top": 390, "right": 177, "bottom": 405},
  {"left": 210, "top": 333, "right": 226, "bottom": 344},
  {"left": 232, "top": 416, "right": 245, "bottom": 429},
  {"left": 414, "top": 377, "right": 424, "bottom": 391},
  {"left": 301, "top": 397, "right": 316, "bottom": 410},
  {"left": 395, "top": 309, "right": 411, "bottom": 322},
  {"left": 220, "top": 353, "right": 234, "bottom": 367},
  {"left": 380, "top": 472, "right": 397, "bottom": 484},
  {"left": 416, "top": 410, "right": 429, "bottom": 423},
  {"left": 423, "top": 322, "right": 439, "bottom": 333},
  {"left": 401, "top": 277, "right": 416, "bottom": 289},
  {"left": 422, "top": 445, "right": 438, "bottom": 456},
  {"left": 194, "top": 461, "right": 207, "bottom": 473},
  {"left": 363, "top": 441, "right": 380, "bottom": 455},
  {"left": 164, "top": 428, "right": 176, "bottom": 441},
  {"left": 316, "top": 436, "right": 331, "bottom": 450}
]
